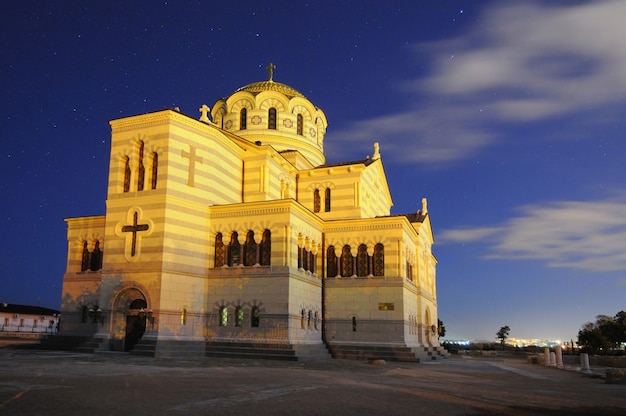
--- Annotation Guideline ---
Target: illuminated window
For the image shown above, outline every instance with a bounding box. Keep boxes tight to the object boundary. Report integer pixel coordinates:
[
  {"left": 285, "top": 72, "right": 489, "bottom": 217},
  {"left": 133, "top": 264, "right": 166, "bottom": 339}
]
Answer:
[
  {"left": 356, "top": 244, "right": 368, "bottom": 277},
  {"left": 214, "top": 233, "right": 225, "bottom": 267},
  {"left": 260, "top": 229, "right": 271, "bottom": 266},
  {"left": 268, "top": 108, "right": 276, "bottom": 129},
  {"left": 324, "top": 188, "right": 331, "bottom": 212},
  {"left": 219, "top": 306, "right": 228, "bottom": 327},
  {"left": 137, "top": 141, "right": 145, "bottom": 191},
  {"left": 123, "top": 156, "right": 131, "bottom": 192},
  {"left": 235, "top": 306, "right": 244, "bottom": 327},
  {"left": 373, "top": 243, "right": 384, "bottom": 276},
  {"left": 244, "top": 230, "right": 257, "bottom": 266},
  {"left": 313, "top": 189, "right": 320, "bottom": 213},
  {"left": 341, "top": 245, "right": 353, "bottom": 277},
  {"left": 90, "top": 240, "right": 102, "bottom": 271},
  {"left": 297, "top": 114, "right": 303, "bottom": 136},
  {"left": 326, "top": 246, "right": 337, "bottom": 277},
  {"left": 240, "top": 108, "right": 247, "bottom": 130},
  {"left": 251, "top": 306, "right": 260, "bottom": 327},
  {"left": 81, "top": 241, "right": 89, "bottom": 272},
  {"left": 151, "top": 152, "right": 158, "bottom": 189},
  {"left": 228, "top": 232, "right": 241, "bottom": 266}
]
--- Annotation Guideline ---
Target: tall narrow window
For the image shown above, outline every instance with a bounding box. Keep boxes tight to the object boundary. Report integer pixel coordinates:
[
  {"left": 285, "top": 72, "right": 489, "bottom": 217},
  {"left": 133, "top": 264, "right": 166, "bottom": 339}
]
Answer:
[
  {"left": 235, "top": 306, "right": 244, "bottom": 327},
  {"left": 240, "top": 108, "right": 247, "bottom": 130},
  {"left": 260, "top": 229, "right": 271, "bottom": 266},
  {"left": 219, "top": 306, "right": 228, "bottom": 327},
  {"left": 341, "top": 245, "right": 353, "bottom": 277},
  {"left": 137, "top": 141, "right": 145, "bottom": 191},
  {"left": 327, "top": 246, "right": 337, "bottom": 277},
  {"left": 228, "top": 232, "right": 240, "bottom": 266},
  {"left": 251, "top": 306, "right": 260, "bottom": 327},
  {"left": 268, "top": 108, "right": 277, "bottom": 129},
  {"left": 214, "top": 233, "right": 225, "bottom": 267},
  {"left": 90, "top": 240, "right": 103, "bottom": 271},
  {"left": 373, "top": 243, "right": 384, "bottom": 276},
  {"left": 356, "top": 244, "right": 368, "bottom": 277},
  {"left": 313, "top": 189, "right": 321, "bottom": 213},
  {"left": 244, "top": 230, "right": 257, "bottom": 266},
  {"left": 297, "top": 114, "right": 303, "bottom": 136},
  {"left": 151, "top": 152, "right": 158, "bottom": 189},
  {"left": 325, "top": 188, "right": 331, "bottom": 212},
  {"left": 81, "top": 241, "right": 90, "bottom": 272},
  {"left": 123, "top": 156, "right": 131, "bottom": 193}
]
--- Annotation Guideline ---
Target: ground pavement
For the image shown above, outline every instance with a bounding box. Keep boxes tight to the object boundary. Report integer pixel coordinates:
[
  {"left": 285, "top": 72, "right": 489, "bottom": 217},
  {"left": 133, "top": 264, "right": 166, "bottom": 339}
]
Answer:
[{"left": 0, "top": 348, "right": 624, "bottom": 416}]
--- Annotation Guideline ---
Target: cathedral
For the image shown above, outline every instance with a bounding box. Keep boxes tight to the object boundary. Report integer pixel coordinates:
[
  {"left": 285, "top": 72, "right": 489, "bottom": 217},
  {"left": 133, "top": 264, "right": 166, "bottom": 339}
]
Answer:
[{"left": 58, "top": 66, "right": 446, "bottom": 361}]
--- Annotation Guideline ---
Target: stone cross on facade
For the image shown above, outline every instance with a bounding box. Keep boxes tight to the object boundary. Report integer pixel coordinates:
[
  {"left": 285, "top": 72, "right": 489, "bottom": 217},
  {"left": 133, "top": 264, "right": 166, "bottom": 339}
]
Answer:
[
  {"left": 199, "top": 104, "right": 210, "bottom": 123},
  {"left": 181, "top": 145, "right": 202, "bottom": 187},
  {"left": 121, "top": 211, "right": 150, "bottom": 257},
  {"left": 266, "top": 62, "right": 276, "bottom": 81}
]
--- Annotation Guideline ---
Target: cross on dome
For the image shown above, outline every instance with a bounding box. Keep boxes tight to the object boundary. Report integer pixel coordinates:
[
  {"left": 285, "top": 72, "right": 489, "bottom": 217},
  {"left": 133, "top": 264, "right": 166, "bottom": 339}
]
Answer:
[{"left": 266, "top": 62, "right": 276, "bottom": 81}]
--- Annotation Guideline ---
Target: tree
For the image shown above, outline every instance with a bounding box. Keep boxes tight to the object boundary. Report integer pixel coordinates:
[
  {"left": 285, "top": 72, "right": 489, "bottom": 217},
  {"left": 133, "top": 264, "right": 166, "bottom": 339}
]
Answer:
[
  {"left": 577, "top": 311, "right": 626, "bottom": 354},
  {"left": 496, "top": 325, "right": 510, "bottom": 348},
  {"left": 437, "top": 319, "right": 446, "bottom": 339}
]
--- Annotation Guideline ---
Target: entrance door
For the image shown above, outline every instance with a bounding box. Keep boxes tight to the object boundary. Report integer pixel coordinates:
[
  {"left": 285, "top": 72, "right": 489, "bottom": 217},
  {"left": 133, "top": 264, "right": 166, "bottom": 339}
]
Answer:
[{"left": 124, "top": 315, "right": 146, "bottom": 352}]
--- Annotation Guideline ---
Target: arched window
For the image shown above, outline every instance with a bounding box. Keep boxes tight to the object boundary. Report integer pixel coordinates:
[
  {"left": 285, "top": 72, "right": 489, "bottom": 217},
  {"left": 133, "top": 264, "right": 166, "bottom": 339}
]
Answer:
[
  {"left": 235, "top": 306, "right": 244, "bottom": 327},
  {"left": 356, "top": 244, "right": 368, "bottom": 277},
  {"left": 90, "top": 240, "right": 102, "bottom": 271},
  {"left": 123, "top": 156, "right": 131, "bottom": 193},
  {"left": 151, "top": 152, "right": 158, "bottom": 189},
  {"left": 341, "top": 245, "right": 353, "bottom": 277},
  {"left": 327, "top": 246, "right": 337, "bottom": 277},
  {"left": 268, "top": 108, "right": 277, "bottom": 129},
  {"left": 240, "top": 108, "right": 247, "bottom": 130},
  {"left": 373, "top": 243, "right": 384, "bottom": 276},
  {"left": 244, "top": 230, "right": 257, "bottom": 266},
  {"left": 260, "top": 229, "right": 271, "bottom": 266},
  {"left": 313, "top": 189, "right": 320, "bottom": 213},
  {"left": 325, "top": 188, "right": 331, "bottom": 212},
  {"left": 309, "top": 251, "right": 316, "bottom": 274},
  {"left": 137, "top": 141, "right": 145, "bottom": 191},
  {"left": 297, "top": 114, "right": 303, "bottom": 136},
  {"left": 214, "top": 233, "right": 225, "bottom": 267},
  {"left": 228, "top": 232, "right": 241, "bottom": 266},
  {"left": 80, "top": 241, "right": 89, "bottom": 272},
  {"left": 219, "top": 306, "right": 228, "bottom": 327},
  {"left": 251, "top": 306, "right": 260, "bottom": 327},
  {"left": 301, "top": 309, "right": 306, "bottom": 329}
]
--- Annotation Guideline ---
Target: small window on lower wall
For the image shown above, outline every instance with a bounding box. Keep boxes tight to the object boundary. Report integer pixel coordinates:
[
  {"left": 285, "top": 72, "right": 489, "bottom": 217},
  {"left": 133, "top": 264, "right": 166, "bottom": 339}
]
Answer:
[
  {"left": 251, "top": 306, "right": 260, "bottom": 327},
  {"left": 235, "top": 306, "right": 244, "bottom": 327},
  {"left": 219, "top": 306, "right": 228, "bottom": 327}
]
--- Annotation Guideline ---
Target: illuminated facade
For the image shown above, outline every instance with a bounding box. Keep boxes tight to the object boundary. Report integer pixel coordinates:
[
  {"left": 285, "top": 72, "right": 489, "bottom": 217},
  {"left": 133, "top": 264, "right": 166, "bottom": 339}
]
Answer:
[{"left": 59, "top": 67, "right": 445, "bottom": 360}]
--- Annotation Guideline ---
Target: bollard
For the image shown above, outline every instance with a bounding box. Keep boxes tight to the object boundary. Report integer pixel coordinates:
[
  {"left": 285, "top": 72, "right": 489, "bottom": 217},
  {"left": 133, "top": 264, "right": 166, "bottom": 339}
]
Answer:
[
  {"left": 580, "top": 353, "right": 591, "bottom": 374},
  {"left": 544, "top": 348, "right": 550, "bottom": 366},
  {"left": 555, "top": 346, "right": 564, "bottom": 369}
]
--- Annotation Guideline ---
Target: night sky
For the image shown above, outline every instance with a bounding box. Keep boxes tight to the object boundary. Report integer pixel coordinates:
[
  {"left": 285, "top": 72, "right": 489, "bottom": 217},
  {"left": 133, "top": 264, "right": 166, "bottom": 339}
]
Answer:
[{"left": 2, "top": 1, "right": 625, "bottom": 342}]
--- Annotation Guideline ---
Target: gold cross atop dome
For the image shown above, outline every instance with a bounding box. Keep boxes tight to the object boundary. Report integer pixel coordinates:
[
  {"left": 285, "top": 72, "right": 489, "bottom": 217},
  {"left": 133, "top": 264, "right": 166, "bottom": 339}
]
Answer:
[{"left": 266, "top": 62, "right": 276, "bottom": 81}]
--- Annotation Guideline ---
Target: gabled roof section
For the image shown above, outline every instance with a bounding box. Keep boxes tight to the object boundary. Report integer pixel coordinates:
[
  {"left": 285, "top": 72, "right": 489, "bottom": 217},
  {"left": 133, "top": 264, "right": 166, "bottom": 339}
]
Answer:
[{"left": 0, "top": 303, "right": 59, "bottom": 316}]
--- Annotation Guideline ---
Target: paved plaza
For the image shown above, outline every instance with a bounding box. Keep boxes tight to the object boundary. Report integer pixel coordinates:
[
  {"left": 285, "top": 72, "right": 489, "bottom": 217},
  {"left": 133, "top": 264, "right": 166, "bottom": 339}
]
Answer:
[{"left": 1, "top": 348, "right": 625, "bottom": 415}]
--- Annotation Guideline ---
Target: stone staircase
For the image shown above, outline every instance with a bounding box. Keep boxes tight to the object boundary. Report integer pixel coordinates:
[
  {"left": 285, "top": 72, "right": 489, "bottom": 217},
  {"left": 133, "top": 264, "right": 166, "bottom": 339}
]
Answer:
[
  {"left": 328, "top": 344, "right": 449, "bottom": 362},
  {"left": 130, "top": 339, "right": 156, "bottom": 357},
  {"left": 205, "top": 341, "right": 330, "bottom": 361},
  {"left": 73, "top": 337, "right": 106, "bottom": 353}
]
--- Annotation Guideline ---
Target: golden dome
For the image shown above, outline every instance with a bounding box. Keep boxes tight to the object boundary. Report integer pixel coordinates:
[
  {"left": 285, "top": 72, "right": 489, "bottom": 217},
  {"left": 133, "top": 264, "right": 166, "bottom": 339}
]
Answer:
[
  {"left": 234, "top": 63, "right": 306, "bottom": 99},
  {"left": 234, "top": 80, "right": 305, "bottom": 99}
]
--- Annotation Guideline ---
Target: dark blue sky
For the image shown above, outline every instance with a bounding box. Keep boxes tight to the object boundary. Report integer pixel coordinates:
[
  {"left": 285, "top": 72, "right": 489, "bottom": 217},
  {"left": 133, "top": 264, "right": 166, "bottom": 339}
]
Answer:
[{"left": 2, "top": 0, "right": 625, "bottom": 341}]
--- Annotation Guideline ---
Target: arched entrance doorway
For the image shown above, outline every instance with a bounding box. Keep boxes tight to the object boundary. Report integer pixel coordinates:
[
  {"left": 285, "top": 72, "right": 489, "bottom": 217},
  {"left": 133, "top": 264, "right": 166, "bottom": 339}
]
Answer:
[
  {"left": 111, "top": 288, "right": 148, "bottom": 352},
  {"left": 125, "top": 298, "right": 147, "bottom": 351}
]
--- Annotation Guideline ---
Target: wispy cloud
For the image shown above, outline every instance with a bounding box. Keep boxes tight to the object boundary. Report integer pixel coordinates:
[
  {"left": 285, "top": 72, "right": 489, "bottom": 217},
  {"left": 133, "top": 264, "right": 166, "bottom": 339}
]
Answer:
[
  {"left": 335, "top": 0, "right": 626, "bottom": 165},
  {"left": 439, "top": 195, "right": 626, "bottom": 272}
]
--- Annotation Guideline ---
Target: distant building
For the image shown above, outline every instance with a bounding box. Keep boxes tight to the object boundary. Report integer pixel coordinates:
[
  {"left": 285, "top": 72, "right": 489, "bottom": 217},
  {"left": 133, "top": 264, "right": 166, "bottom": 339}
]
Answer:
[
  {"left": 0, "top": 303, "right": 59, "bottom": 334},
  {"left": 58, "top": 66, "right": 445, "bottom": 360}
]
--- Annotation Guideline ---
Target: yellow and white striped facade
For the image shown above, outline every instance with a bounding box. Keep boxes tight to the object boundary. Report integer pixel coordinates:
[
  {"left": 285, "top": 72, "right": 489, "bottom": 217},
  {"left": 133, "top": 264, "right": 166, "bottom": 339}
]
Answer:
[{"left": 60, "top": 75, "right": 441, "bottom": 357}]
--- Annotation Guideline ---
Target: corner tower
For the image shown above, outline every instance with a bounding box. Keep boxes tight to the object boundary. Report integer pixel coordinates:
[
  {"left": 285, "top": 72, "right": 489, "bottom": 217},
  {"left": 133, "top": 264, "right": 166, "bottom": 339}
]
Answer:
[{"left": 211, "top": 63, "right": 328, "bottom": 167}]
